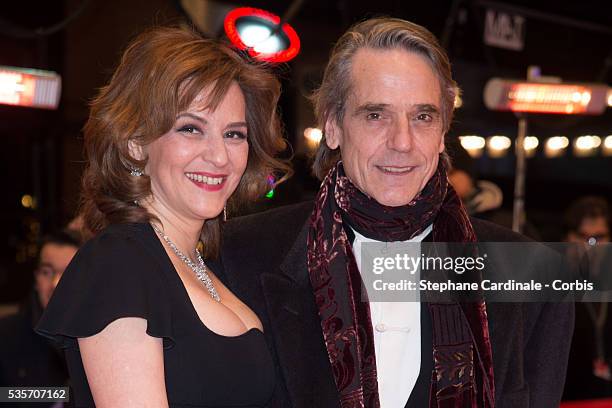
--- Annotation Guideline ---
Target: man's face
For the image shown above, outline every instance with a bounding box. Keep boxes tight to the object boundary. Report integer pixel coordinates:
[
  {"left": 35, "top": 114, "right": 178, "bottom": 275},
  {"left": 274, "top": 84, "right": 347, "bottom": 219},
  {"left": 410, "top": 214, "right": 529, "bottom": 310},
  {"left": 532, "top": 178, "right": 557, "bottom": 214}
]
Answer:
[
  {"left": 325, "top": 48, "right": 445, "bottom": 207},
  {"left": 36, "top": 243, "right": 78, "bottom": 308},
  {"left": 567, "top": 216, "right": 611, "bottom": 244},
  {"left": 448, "top": 169, "right": 474, "bottom": 200}
]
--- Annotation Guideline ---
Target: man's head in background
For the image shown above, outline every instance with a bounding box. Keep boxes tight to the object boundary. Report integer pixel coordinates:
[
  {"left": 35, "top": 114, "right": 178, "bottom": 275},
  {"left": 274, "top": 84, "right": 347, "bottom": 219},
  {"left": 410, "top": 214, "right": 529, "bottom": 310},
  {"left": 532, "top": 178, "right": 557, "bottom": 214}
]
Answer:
[
  {"left": 36, "top": 230, "right": 81, "bottom": 308},
  {"left": 447, "top": 139, "right": 477, "bottom": 200},
  {"left": 447, "top": 140, "right": 502, "bottom": 215},
  {"left": 565, "top": 196, "right": 610, "bottom": 245}
]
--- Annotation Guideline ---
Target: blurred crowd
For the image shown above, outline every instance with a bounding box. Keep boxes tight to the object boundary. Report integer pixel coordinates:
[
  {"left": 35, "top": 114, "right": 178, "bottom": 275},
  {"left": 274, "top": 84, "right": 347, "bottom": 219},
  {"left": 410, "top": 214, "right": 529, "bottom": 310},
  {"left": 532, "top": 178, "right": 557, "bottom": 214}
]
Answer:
[{"left": 447, "top": 144, "right": 612, "bottom": 401}]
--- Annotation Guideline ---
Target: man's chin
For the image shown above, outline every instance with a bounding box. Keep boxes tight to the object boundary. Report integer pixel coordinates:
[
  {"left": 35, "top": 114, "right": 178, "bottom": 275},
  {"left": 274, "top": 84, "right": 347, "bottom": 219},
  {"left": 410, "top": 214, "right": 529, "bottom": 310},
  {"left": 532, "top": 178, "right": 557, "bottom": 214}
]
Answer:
[{"left": 371, "top": 190, "right": 418, "bottom": 207}]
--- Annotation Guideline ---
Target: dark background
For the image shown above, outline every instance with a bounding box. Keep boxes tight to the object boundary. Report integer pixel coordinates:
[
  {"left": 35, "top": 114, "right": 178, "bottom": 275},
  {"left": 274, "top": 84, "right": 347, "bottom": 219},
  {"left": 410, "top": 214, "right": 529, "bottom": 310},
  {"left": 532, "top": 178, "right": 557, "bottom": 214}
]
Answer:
[{"left": 1, "top": 0, "right": 611, "bottom": 302}]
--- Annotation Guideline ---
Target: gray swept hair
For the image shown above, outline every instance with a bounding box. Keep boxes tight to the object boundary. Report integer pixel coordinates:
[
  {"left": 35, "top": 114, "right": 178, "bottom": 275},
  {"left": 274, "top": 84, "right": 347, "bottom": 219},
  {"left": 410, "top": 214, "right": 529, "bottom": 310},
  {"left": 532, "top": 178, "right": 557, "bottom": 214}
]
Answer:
[{"left": 311, "top": 17, "right": 458, "bottom": 179}]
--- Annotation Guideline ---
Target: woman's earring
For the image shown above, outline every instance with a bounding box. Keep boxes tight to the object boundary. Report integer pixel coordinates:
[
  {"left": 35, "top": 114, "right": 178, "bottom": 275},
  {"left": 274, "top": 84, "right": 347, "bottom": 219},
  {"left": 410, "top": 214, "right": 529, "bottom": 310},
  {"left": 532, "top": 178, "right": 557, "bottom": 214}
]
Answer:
[
  {"left": 223, "top": 206, "right": 227, "bottom": 222},
  {"left": 130, "top": 167, "right": 143, "bottom": 177}
]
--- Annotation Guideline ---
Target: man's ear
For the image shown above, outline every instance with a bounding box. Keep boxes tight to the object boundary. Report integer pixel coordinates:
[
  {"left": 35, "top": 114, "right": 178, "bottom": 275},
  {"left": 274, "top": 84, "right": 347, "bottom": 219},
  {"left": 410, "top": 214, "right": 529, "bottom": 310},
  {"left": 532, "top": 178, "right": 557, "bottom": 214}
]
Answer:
[
  {"left": 438, "top": 134, "right": 446, "bottom": 154},
  {"left": 324, "top": 118, "right": 342, "bottom": 150},
  {"left": 128, "top": 139, "right": 146, "bottom": 161}
]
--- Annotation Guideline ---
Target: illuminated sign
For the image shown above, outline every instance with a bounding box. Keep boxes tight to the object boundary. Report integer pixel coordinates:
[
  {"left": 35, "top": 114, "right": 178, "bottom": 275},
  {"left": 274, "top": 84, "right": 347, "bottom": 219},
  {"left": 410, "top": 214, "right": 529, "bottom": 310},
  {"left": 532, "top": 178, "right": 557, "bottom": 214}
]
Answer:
[
  {"left": 484, "top": 9, "right": 525, "bottom": 51},
  {"left": 0, "top": 66, "right": 61, "bottom": 109}
]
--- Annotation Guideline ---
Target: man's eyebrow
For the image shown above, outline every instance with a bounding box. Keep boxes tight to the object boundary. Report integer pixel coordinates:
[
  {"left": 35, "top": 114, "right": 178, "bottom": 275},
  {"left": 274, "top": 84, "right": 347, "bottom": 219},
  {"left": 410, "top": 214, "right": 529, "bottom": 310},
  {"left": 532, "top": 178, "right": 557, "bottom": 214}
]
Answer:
[
  {"left": 414, "top": 104, "right": 441, "bottom": 114},
  {"left": 176, "top": 112, "right": 208, "bottom": 124},
  {"left": 352, "top": 103, "right": 389, "bottom": 116},
  {"left": 352, "top": 103, "right": 442, "bottom": 116}
]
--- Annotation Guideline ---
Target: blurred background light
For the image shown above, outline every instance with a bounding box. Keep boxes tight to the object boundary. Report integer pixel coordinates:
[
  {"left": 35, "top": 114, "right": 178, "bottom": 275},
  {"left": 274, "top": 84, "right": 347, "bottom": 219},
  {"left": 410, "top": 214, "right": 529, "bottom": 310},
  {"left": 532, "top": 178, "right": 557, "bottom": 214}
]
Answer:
[
  {"left": 484, "top": 78, "right": 609, "bottom": 115},
  {"left": 487, "top": 135, "right": 512, "bottom": 157},
  {"left": 603, "top": 135, "right": 612, "bottom": 156},
  {"left": 265, "top": 174, "right": 276, "bottom": 199},
  {"left": 454, "top": 94, "right": 463, "bottom": 108},
  {"left": 573, "top": 135, "right": 601, "bottom": 157},
  {"left": 0, "top": 66, "right": 61, "bottom": 109},
  {"left": 524, "top": 136, "right": 539, "bottom": 157},
  {"left": 459, "top": 135, "right": 486, "bottom": 157},
  {"left": 545, "top": 136, "right": 569, "bottom": 157},
  {"left": 238, "top": 24, "right": 283, "bottom": 53},
  {"left": 224, "top": 7, "right": 300, "bottom": 63},
  {"left": 20, "top": 194, "right": 35, "bottom": 209},
  {"left": 304, "top": 127, "right": 323, "bottom": 150}
]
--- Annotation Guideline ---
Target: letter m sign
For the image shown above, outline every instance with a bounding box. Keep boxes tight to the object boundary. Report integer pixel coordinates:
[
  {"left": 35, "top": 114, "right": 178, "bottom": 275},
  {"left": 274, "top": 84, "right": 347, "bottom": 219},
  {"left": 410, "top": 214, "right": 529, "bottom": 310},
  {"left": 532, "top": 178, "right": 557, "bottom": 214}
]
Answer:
[{"left": 484, "top": 9, "right": 525, "bottom": 51}]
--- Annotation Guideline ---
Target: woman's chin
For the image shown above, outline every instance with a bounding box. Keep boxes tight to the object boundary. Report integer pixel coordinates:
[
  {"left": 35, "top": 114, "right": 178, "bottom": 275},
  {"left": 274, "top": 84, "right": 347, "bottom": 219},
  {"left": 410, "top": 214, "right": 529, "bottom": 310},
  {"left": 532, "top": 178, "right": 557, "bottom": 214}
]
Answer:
[{"left": 193, "top": 207, "right": 225, "bottom": 222}]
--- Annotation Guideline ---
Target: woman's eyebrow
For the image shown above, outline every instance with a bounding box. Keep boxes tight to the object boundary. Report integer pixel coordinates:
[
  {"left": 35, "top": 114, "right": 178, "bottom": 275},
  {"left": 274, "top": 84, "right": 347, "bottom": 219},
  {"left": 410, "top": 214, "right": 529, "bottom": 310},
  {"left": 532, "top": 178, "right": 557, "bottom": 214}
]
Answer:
[
  {"left": 226, "top": 121, "right": 248, "bottom": 128},
  {"left": 176, "top": 112, "right": 207, "bottom": 124}
]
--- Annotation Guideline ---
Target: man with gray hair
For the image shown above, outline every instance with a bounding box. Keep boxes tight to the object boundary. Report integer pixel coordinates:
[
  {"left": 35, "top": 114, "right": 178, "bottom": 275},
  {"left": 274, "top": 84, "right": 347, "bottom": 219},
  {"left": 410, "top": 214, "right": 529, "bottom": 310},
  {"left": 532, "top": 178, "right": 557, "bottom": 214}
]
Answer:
[{"left": 217, "top": 17, "right": 573, "bottom": 407}]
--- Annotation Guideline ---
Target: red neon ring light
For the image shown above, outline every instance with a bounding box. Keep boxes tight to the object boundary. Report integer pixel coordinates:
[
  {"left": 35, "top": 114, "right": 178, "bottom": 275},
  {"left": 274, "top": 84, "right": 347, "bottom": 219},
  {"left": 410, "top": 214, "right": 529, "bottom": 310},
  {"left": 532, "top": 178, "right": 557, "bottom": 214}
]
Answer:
[{"left": 224, "top": 7, "right": 300, "bottom": 63}]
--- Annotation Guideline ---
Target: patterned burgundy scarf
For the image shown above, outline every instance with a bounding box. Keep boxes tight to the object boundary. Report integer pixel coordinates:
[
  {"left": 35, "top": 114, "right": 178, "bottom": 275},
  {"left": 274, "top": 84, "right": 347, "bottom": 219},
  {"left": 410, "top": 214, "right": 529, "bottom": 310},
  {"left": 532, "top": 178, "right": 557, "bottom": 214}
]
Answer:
[{"left": 306, "top": 160, "right": 495, "bottom": 408}]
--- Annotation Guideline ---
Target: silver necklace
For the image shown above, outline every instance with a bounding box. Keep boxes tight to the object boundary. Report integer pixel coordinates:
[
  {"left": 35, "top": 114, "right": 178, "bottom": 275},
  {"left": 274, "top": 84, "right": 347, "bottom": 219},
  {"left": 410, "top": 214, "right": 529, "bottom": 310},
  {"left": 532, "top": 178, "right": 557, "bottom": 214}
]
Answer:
[{"left": 151, "top": 223, "right": 221, "bottom": 302}]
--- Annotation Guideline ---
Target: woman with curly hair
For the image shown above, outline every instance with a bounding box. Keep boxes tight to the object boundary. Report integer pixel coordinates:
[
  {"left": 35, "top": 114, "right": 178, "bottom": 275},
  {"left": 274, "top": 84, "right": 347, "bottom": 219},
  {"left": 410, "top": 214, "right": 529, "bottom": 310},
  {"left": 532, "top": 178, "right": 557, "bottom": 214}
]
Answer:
[{"left": 37, "top": 26, "right": 290, "bottom": 407}]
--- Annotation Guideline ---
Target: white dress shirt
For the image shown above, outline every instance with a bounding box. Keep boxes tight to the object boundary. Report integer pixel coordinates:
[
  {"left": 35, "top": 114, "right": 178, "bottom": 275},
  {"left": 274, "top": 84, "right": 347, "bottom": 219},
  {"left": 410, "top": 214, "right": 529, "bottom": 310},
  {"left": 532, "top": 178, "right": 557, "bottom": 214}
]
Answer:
[{"left": 351, "top": 224, "right": 432, "bottom": 408}]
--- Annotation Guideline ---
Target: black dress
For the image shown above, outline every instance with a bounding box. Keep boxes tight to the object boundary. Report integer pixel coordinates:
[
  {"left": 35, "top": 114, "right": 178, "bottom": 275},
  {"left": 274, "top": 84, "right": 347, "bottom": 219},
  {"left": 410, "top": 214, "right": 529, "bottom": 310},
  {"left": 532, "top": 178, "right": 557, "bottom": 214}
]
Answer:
[{"left": 36, "top": 223, "right": 275, "bottom": 408}]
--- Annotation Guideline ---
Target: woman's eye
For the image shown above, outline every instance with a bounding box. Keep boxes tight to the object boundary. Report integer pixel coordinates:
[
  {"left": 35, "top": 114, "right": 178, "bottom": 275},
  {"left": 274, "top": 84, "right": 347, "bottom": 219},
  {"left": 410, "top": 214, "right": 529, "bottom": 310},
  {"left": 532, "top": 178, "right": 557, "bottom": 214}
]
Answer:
[
  {"left": 177, "top": 124, "right": 201, "bottom": 134},
  {"left": 225, "top": 130, "right": 247, "bottom": 140},
  {"left": 366, "top": 112, "right": 382, "bottom": 121}
]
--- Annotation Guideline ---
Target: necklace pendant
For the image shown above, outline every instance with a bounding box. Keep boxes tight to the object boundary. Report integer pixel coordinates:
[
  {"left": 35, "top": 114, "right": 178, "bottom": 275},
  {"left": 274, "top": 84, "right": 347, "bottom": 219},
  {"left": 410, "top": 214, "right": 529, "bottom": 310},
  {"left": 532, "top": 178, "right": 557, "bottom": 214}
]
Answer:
[{"left": 151, "top": 224, "right": 221, "bottom": 302}]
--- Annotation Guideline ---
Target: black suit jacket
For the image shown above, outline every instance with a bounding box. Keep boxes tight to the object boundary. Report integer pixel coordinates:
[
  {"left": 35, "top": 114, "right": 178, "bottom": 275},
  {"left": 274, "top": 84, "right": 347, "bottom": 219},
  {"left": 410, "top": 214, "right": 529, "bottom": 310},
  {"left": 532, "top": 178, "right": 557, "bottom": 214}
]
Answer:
[
  {"left": 216, "top": 201, "right": 574, "bottom": 408},
  {"left": 0, "top": 293, "right": 69, "bottom": 407}
]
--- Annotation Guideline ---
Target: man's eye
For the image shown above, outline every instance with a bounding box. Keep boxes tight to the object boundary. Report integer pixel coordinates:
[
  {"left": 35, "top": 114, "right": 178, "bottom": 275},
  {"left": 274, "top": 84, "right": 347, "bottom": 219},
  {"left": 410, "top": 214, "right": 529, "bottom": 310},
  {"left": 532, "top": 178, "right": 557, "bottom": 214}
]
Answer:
[
  {"left": 36, "top": 266, "right": 55, "bottom": 277},
  {"left": 416, "top": 113, "right": 433, "bottom": 122},
  {"left": 177, "top": 125, "right": 201, "bottom": 134},
  {"left": 366, "top": 112, "right": 382, "bottom": 120},
  {"left": 225, "top": 131, "right": 247, "bottom": 140}
]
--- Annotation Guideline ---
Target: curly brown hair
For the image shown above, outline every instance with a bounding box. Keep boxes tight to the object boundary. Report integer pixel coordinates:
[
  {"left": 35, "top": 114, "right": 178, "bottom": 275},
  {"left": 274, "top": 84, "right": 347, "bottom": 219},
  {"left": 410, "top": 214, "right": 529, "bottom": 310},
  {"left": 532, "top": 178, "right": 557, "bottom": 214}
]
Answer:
[{"left": 80, "top": 26, "right": 290, "bottom": 258}]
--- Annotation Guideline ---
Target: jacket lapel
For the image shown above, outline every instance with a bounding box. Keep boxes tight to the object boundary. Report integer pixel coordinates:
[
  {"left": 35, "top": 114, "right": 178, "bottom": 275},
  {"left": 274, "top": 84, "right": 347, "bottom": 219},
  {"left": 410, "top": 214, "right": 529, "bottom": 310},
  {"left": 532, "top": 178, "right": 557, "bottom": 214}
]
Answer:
[{"left": 260, "top": 221, "right": 340, "bottom": 408}]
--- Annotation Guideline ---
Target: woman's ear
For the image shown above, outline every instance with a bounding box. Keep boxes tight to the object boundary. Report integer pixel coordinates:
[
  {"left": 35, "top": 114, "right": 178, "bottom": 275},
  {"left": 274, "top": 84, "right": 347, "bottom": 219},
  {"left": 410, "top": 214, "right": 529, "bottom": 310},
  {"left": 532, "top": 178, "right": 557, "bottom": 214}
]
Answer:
[{"left": 128, "top": 139, "right": 146, "bottom": 161}]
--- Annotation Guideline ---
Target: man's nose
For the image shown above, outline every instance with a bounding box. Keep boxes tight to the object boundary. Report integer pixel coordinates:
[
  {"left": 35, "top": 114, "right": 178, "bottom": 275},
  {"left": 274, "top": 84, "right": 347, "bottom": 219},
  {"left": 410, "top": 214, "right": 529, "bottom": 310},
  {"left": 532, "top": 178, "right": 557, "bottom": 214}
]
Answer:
[{"left": 387, "top": 117, "right": 413, "bottom": 152}]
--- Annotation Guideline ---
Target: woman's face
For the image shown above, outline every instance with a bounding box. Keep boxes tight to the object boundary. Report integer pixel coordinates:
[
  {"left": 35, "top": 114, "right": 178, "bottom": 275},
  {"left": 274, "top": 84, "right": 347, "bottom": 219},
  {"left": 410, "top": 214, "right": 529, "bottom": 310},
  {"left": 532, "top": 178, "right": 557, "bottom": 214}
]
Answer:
[{"left": 143, "top": 81, "right": 249, "bottom": 223}]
